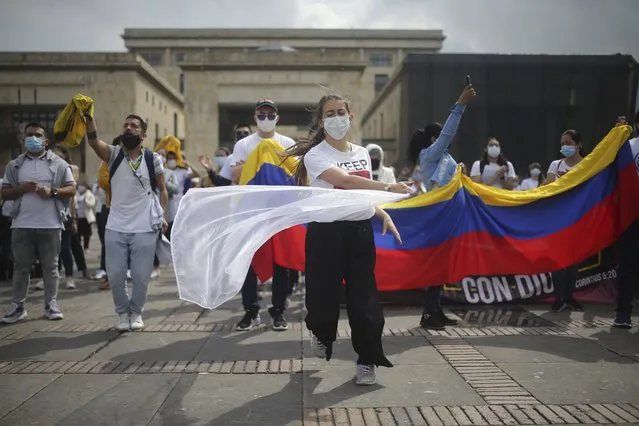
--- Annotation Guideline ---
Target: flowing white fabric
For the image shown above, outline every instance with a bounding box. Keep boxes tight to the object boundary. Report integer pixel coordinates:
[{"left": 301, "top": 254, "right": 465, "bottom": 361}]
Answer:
[{"left": 171, "top": 185, "right": 407, "bottom": 309}]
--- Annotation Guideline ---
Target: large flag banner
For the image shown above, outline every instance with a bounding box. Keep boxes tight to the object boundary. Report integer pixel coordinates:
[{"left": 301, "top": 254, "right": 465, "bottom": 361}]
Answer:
[{"left": 241, "top": 126, "right": 639, "bottom": 292}]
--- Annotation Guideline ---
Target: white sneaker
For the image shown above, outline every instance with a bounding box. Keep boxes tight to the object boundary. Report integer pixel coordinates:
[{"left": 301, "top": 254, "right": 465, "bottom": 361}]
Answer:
[
  {"left": 65, "top": 277, "right": 76, "bottom": 289},
  {"left": 150, "top": 269, "right": 160, "bottom": 279},
  {"left": 311, "top": 334, "right": 327, "bottom": 359},
  {"left": 33, "top": 280, "right": 44, "bottom": 290},
  {"left": 116, "top": 313, "right": 130, "bottom": 331},
  {"left": 355, "top": 364, "right": 376, "bottom": 386},
  {"left": 130, "top": 313, "right": 144, "bottom": 330},
  {"left": 91, "top": 270, "right": 106, "bottom": 280}
]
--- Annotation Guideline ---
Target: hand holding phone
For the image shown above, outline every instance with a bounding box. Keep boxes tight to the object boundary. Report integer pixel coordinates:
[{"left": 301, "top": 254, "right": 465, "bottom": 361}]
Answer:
[{"left": 466, "top": 75, "right": 472, "bottom": 86}]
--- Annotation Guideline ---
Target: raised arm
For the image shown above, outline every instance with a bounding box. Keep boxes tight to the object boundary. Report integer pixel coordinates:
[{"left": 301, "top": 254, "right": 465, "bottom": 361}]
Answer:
[{"left": 85, "top": 116, "right": 112, "bottom": 163}]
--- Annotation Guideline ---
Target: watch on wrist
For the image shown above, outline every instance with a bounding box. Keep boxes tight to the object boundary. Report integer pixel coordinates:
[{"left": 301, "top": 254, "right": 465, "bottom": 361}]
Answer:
[{"left": 51, "top": 188, "right": 59, "bottom": 198}]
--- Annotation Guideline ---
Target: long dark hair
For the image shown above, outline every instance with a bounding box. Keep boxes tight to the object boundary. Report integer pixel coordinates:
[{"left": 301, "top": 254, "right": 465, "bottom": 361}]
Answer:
[
  {"left": 407, "top": 122, "right": 442, "bottom": 168},
  {"left": 284, "top": 94, "right": 350, "bottom": 185},
  {"left": 561, "top": 129, "right": 585, "bottom": 157},
  {"left": 479, "top": 137, "right": 508, "bottom": 174}
]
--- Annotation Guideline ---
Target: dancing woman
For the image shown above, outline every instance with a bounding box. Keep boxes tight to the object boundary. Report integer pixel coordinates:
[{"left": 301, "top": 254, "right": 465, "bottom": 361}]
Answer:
[{"left": 285, "top": 94, "right": 412, "bottom": 385}]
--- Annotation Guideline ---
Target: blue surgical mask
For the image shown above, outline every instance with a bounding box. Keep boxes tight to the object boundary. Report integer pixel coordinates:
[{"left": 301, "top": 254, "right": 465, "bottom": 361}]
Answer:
[
  {"left": 560, "top": 145, "right": 577, "bottom": 158},
  {"left": 25, "top": 136, "right": 44, "bottom": 153},
  {"left": 214, "top": 156, "right": 227, "bottom": 168}
]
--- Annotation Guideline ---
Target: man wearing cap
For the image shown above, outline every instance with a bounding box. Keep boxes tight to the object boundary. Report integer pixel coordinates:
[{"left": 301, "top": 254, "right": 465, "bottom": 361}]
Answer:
[{"left": 230, "top": 99, "right": 296, "bottom": 332}]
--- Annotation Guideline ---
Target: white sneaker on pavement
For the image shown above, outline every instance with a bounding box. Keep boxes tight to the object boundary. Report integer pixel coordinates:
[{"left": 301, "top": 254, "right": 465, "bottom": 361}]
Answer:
[
  {"left": 311, "top": 334, "right": 327, "bottom": 359},
  {"left": 355, "top": 364, "right": 376, "bottom": 386},
  {"left": 65, "top": 277, "right": 76, "bottom": 289},
  {"left": 130, "top": 313, "right": 144, "bottom": 330},
  {"left": 116, "top": 313, "right": 130, "bottom": 331}
]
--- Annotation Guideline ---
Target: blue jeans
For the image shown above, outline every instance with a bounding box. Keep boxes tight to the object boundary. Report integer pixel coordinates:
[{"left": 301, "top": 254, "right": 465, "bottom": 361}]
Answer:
[{"left": 105, "top": 230, "right": 157, "bottom": 315}]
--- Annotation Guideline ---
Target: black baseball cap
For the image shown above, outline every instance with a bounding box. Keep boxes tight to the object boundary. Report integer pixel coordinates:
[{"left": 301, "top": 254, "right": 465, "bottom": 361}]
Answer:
[{"left": 255, "top": 99, "right": 278, "bottom": 114}]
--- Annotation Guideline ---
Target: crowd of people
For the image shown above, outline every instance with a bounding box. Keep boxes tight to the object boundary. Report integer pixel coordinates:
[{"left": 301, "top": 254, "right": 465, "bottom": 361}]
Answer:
[{"left": 0, "top": 85, "right": 637, "bottom": 386}]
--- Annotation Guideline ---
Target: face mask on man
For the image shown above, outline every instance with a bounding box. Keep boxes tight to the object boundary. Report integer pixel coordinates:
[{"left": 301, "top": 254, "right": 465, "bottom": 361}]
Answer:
[
  {"left": 25, "top": 136, "right": 45, "bottom": 153},
  {"left": 167, "top": 159, "right": 178, "bottom": 169},
  {"left": 256, "top": 115, "right": 277, "bottom": 133},
  {"left": 371, "top": 158, "right": 381, "bottom": 170},
  {"left": 121, "top": 133, "right": 142, "bottom": 150},
  {"left": 487, "top": 146, "right": 501, "bottom": 158},
  {"left": 530, "top": 168, "right": 541, "bottom": 178},
  {"left": 323, "top": 116, "right": 351, "bottom": 140},
  {"left": 560, "top": 145, "right": 577, "bottom": 158}
]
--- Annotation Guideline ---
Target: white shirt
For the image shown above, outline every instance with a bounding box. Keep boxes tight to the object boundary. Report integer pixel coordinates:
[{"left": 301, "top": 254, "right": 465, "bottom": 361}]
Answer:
[
  {"left": 106, "top": 146, "right": 164, "bottom": 233},
  {"left": 231, "top": 132, "right": 296, "bottom": 165},
  {"left": 470, "top": 161, "right": 517, "bottom": 189},
  {"left": 219, "top": 154, "right": 234, "bottom": 181},
  {"left": 630, "top": 136, "right": 639, "bottom": 176},
  {"left": 304, "top": 140, "right": 375, "bottom": 221},
  {"left": 518, "top": 177, "right": 540, "bottom": 191},
  {"left": 8, "top": 154, "right": 74, "bottom": 229},
  {"left": 164, "top": 167, "right": 190, "bottom": 222},
  {"left": 547, "top": 159, "right": 575, "bottom": 178}
]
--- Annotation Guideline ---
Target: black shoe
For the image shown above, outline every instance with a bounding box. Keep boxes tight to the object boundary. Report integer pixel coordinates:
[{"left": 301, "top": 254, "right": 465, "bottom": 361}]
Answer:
[
  {"left": 236, "top": 311, "right": 260, "bottom": 331},
  {"left": 564, "top": 299, "right": 584, "bottom": 312},
  {"left": 268, "top": 307, "right": 288, "bottom": 331},
  {"left": 438, "top": 311, "right": 459, "bottom": 326},
  {"left": 550, "top": 300, "right": 565, "bottom": 313},
  {"left": 612, "top": 312, "right": 632, "bottom": 329},
  {"left": 420, "top": 313, "right": 445, "bottom": 331}
]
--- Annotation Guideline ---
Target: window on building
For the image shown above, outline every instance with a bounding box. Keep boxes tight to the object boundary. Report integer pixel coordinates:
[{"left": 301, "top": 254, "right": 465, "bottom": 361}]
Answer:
[
  {"left": 173, "top": 113, "right": 178, "bottom": 136},
  {"left": 146, "top": 91, "right": 149, "bottom": 102},
  {"left": 155, "top": 123, "right": 159, "bottom": 143},
  {"left": 179, "top": 73, "right": 185, "bottom": 94},
  {"left": 374, "top": 74, "right": 390, "bottom": 94},
  {"left": 369, "top": 53, "right": 393, "bottom": 67},
  {"left": 151, "top": 95, "right": 155, "bottom": 106},
  {"left": 164, "top": 104, "right": 167, "bottom": 114},
  {"left": 141, "top": 52, "right": 163, "bottom": 66},
  {"left": 159, "top": 100, "right": 162, "bottom": 111},
  {"left": 175, "top": 52, "right": 186, "bottom": 63}
]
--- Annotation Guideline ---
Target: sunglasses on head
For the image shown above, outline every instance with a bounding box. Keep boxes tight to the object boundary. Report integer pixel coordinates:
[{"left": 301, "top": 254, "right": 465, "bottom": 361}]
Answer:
[{"left": 256, "top": 113, "right": 277, "bottom": 121}]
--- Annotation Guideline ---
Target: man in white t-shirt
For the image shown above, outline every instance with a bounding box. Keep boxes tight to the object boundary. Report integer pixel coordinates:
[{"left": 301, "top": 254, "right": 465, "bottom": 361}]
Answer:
[
  {"left": 85, "top": 113, "right": 168, "bottom": 332},
  {"left": 230, "top": 99, "right": 296, "bottom": 332},
  {"left": 614, "top": 112, "right": 639, "bottom": 329},
  {"left": 217, "top": 124, "right": 252, "bottom": 184}
]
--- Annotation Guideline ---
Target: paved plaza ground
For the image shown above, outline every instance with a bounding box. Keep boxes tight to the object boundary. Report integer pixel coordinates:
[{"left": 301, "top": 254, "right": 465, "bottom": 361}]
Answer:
[{"left": 0, "top": 248, "right": 638, "bottom": 425}]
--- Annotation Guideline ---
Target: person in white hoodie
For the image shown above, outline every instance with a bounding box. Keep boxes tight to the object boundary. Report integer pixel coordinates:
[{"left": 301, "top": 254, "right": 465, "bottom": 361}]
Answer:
[{"left": 365, "top": 144, "right": 397, "bottom": 184}]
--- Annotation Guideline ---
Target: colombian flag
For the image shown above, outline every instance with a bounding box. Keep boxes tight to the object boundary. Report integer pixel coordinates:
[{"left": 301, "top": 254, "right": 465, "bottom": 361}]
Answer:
[{"left": 240, "top": 126, "right": 639, "bottom": 290}]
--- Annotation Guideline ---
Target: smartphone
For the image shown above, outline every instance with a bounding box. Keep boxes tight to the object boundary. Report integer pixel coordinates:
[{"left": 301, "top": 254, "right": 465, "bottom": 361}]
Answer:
[{"left": 466, "top": 75, "right": 472, "bottom": 85}]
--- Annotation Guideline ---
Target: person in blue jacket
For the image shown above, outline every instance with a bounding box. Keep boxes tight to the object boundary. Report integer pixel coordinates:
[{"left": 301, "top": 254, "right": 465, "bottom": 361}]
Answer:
[{"left": 407, "top": 83, "right": 476, "bottom": 330}]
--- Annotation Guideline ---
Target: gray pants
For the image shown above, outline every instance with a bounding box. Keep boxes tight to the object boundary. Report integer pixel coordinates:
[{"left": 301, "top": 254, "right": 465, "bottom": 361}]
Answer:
[
  {"left": 105, "top": 229, "right": 157, "bottom": 315},
  {"left": 12, "top": 228, "right": 61, "bottom": 306}
]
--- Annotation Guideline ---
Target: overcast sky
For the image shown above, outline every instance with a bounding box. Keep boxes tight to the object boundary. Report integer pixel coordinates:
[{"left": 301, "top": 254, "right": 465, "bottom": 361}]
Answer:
[{"left": 0, "top": 0, "right": 636, "bottom": 59}]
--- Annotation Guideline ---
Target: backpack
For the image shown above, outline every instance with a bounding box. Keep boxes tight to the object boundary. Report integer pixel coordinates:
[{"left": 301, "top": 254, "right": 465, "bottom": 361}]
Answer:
[{"left": 109, "top": 148, "right": 157, "bottom": 193}]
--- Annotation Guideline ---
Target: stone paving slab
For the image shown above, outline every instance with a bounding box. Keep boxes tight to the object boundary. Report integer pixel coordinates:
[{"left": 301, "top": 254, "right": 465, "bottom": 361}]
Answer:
[
  {"left": 303, "top": 365, "right": 485, "bottom": 408},
  {"left": 90, "top": 332, "right": 210, "bottom": 362},
  {"left": 0, "top": 374, "right": 60, "bottom": 419},
  {"left": 0, "top": 331, "right": 117, "bottom": 361},
  {"left": 0, "top": 374, "right": 180, "bottom": 426}
]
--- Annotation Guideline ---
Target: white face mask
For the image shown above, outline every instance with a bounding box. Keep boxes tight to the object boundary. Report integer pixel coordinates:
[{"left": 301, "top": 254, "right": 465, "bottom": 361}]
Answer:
[
  {"left": 487, "top": 146, "right": 501, "bottom": 158},
  {"left": 530, "top": 168, "right": 541, "bottom": 177},
  {"left": 167, "top": 159, "right": 177, "bottom": 169},
  {"left": 323, "top": 116, "right": 351, "bottom": 140},
  {"left": 256, "top": 116, "right": 278, "bottom": 133},
  {"left": 214, "top": 156, "right": 227, "bottom": 168}
]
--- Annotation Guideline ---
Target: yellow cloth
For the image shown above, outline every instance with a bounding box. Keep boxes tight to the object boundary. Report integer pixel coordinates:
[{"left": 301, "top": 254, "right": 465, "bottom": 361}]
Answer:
[
  {"left": 154, "top": 135, "right": 185, "bottom": 167},
  {"left": 54, "top": 94, "right": 94, "bottom": 148},
  {"left": 97, "top": 162, "right": 111, "bottom": 208}
]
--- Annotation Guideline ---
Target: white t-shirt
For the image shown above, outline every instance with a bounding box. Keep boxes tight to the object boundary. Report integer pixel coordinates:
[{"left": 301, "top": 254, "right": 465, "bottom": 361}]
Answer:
[
  {"left": 630, "top": 136, "right": 639, "bottom": 176},
  {"left": 304, "top": 141, "right": 375, "bottom": 221},
  {"left": 517, "top": 177, "right": 540, "bottom": 191},
  {"left": 219, "top": 154, "right": 234, "bottom": 181},
  {"left": 106, "top": 146, "right": 164, "bottom": 233},
  {"left": 547, "top": 159, "right": 575, "bottom": 179},
  {"left": 470, "top": 161, "right": 516, "bottom": 189},
  {"left": 231, "top": 132, "right": 296, "bottom": 165},
  {"left": 164, "top": 167, "right": 190, "bottom": 222}
]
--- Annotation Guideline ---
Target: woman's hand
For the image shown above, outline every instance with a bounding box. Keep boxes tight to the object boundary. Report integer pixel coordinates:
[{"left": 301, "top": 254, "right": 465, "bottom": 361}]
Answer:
[
  {"left": 389, "top": 182, "right": 414, "bottom": 194},
  {"left": 198, "top": 155, "right": 213, "bottom": 171},
  {"left": 457, "top": 84, "right": 477, "bottom": 105},
  {"left": 377, "top": 208, "right": 402, "bottom": 244}
]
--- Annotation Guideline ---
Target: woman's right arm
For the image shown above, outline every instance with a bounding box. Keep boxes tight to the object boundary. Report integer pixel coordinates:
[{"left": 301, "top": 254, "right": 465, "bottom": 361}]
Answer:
[{"left": 320, "top": 168, "right": 411, "bottom": 193}]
